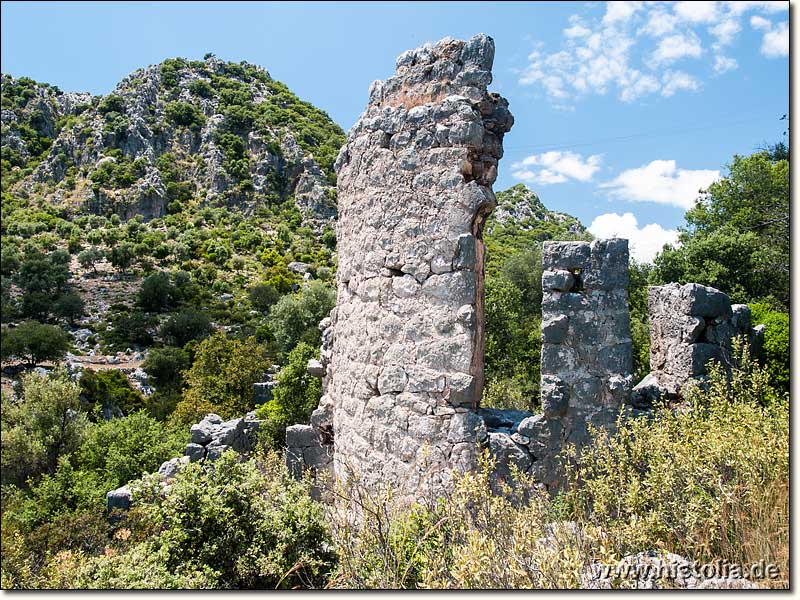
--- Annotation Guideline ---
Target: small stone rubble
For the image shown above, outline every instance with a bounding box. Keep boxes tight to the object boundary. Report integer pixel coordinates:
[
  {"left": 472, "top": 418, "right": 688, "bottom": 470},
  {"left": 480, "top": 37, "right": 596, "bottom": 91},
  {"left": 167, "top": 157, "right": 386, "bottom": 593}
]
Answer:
[
  {"left": 185, "top": 412, "right": 262, "bottom": 462},
  {"left": 106, "top": 412, "right": 262, "bottom": 512},
  {"left": 631, "top": 283, "right": 765, "bottom": 408}
]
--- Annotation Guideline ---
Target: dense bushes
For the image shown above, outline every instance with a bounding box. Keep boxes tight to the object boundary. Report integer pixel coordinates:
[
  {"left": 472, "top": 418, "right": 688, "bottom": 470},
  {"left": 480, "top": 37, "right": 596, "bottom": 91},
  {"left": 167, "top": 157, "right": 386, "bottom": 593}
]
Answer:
[{"left": 255, "top": 342, "right": 320, "bottom": 448}]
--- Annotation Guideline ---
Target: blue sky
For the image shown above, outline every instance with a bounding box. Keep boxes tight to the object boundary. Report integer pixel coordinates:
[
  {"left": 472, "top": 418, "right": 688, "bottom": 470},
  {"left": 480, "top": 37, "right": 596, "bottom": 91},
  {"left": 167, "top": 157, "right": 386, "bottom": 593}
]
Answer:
[{"left": 1, "top": 1, "right": 789, "bottom": 261}]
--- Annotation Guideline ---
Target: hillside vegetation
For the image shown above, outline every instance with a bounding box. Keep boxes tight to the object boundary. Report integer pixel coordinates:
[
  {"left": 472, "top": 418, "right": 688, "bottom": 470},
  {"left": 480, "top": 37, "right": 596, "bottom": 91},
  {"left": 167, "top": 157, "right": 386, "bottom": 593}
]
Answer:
[{"left": 0, "top": 54, "right": 790, "bottom": 589}]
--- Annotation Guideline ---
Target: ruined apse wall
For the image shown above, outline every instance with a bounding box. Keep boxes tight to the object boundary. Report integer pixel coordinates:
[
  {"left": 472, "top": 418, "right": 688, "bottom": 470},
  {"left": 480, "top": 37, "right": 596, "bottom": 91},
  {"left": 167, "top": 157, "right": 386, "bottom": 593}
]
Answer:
[{"left": 320, "top": 34, "right": 513, "bottom": 499}]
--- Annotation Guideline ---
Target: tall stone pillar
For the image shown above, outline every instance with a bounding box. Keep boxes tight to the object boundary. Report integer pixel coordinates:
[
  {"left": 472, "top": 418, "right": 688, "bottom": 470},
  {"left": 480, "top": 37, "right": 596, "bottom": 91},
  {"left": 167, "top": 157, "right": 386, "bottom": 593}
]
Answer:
[
  {"left": 533, "top": 239, "right": 633, "bottom": 487},
  {"left": 326, "top": 34, "right": 513, "bottom": 500}
]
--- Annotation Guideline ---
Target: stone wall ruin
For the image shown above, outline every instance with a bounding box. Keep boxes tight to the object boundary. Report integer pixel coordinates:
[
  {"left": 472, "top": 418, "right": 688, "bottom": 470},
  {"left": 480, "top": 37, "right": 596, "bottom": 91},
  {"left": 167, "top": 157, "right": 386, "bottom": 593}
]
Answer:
[
  {"left": 317, "top": 33, "right": 513, "bottom": 501},
  {"left": 283, "top": 33, "right": 766, "bottom": 502},
  {"left": 631, "top": 283, "right": 765, "bottom": 408}
]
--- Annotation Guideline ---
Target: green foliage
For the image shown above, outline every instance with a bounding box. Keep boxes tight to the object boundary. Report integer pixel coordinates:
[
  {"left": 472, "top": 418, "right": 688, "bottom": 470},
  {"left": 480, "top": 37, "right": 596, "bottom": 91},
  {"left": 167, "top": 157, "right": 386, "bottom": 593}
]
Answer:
[
  {"left": 269, "top": 281, "right": 335, "bottom": 357},
  {"left": 76, "top": 411, "right": 185, "bottom": 489},
  {"left": 72, "top": 452, "right": 334, "bottom": 589},
  {"left": 79, "top": 369, "right": 147, "bottom": 418},
  {"left": 179, "top": 332, "right": 269, "bottom": 421},
  {"left": 159, "top": 308, "right": 211, "bottom": 348},
  {"left": 109, "top": 242, "right": 135, "bottom": 273},
  {"left": 255, "top": 342, "right": 321, "bottom": 448},
  {"left": 164, "top": 102, "right": 205, "bottom": 133},
  {"left": 1, "top": 370, "right": 88, "bottom": 486},
  {"left": 0, "top": 321, "right": 70, "bottom": 366},
  {"left": 138, "top": 271, "right": 176, "bottom": 312},
  {"left": 142, "top": 346, "right": 190, "bottom": 392},
  {"left": 248, "top": 282, "right": 280, "bottom": 313},
  {"left": 97, "top": 95, "right": 125, "bottom": 115},
  {"left": 653, "top": 150, "right": 789, "bottom": 306},
  {"left": 52, "top": 292, "right": 85, "bottom": 324},
  {"left": 750, "top": 302, "right": 789, "bottom": 392},
  {"left": 105, "top": 310, "right": 155, "bottom": 349},
  {"left": 628, "top": 260, "right": 653, "bottom": 382},
  {"left": 566, "top": 346, "right": 787, "bottom": 566},
  {"left": 188, "top": 78, "right": 214, "bottom": 99}
]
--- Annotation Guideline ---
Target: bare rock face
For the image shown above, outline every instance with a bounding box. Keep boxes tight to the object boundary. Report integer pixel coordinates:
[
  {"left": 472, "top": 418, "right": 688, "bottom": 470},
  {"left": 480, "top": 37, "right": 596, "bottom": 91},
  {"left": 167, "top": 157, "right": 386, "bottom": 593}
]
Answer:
[
  {"left": 631, "top": 283, "right": 765, "bottom": 407},
  {"left": 326, "top": 34, "right": 513, "bottom": 501}
]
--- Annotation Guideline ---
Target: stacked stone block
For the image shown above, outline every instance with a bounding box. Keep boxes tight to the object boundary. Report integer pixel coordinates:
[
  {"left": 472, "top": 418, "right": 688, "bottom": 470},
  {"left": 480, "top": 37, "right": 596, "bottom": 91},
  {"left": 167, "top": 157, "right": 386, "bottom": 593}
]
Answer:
[
  {"left": 631, "top": 283, "right": 765, "bottom": 407},
  {"left": 317, "top": 34, "right": 513, "bottom": 501},
  {"left": 530, "top": 239, "right": 633, "bottom": 488}
]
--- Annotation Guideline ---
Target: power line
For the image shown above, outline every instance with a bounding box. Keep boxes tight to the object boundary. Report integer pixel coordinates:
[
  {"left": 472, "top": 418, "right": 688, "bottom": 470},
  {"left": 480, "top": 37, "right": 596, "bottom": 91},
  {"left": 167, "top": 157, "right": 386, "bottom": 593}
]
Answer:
[{"left": 503, "top": 114, "right": 782, "bottom": 154}]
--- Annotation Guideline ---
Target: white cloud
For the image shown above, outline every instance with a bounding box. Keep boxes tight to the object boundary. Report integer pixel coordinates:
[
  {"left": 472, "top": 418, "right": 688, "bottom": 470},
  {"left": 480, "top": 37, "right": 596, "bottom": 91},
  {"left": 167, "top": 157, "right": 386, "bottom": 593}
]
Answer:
[
  {"left": 518, "top": 1, "right": 788, "bottom": 105},
  {"left": 761, "top": 21, "right": 789, "bottom": 57},
  {"left": 588, "top": 212, "right": 679, "bottom": 263},
  {"left": 750, "top": 15, "right": 772, "bottom": 31},
  {"left": 727, "top": 1, "right": 787, "bottom": 16},
  {"left": 603, "top": 1, "right": 643, "bottom": 25},
  {"left": 709, "top": 18, "right": 741, "bottom": 46},
  {"left": 601, "top": 159, "right": 719, "bottom": 209},
  {"left": 564, "top": 23, "right": 591, "bottom": 38},
  {"left": 661, "top": 70, "right": 701, "bottom": 96},
  {"left": 511, "top": 151, "right": 602, "bottom": 185},
  {"left": 674, "top": 1, "right": 719, "bottom": 23},
  {"left": 713, "top": 55, "right": 738, "bottom": 73},
  {"left": 651, "top": 33, "right": 703, "bottom": 65}
]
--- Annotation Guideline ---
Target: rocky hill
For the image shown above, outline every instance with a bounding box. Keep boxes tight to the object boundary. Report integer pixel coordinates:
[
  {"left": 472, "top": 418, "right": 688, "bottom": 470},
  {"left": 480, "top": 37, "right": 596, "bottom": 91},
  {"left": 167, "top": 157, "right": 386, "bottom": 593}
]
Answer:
[
  {"left": 2, "top": 56, "right": 344, "bottom": 226},
  {"left": 488, "top": 183, "right": 585, "bottom": 236}
]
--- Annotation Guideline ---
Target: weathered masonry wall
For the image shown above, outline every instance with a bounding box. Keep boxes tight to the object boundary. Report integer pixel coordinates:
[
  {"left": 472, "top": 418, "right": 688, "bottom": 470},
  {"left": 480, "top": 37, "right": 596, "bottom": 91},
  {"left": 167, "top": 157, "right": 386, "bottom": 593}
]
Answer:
[
  {"left": 321, "top": 34, "right": 513, "bottom": 500},
  {"left": 530, "top": 240, "right": 633, "bottom": 488},
  {"left": 631, "top": 283, "right": 765, "bottom": 407}
]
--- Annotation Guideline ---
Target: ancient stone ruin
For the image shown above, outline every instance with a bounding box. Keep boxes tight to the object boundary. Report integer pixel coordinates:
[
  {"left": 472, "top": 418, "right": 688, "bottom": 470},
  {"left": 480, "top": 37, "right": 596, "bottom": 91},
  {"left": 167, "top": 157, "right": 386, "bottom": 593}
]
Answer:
[
  {"left": 283, "top": 34, "right": 765, "bottom": 502},
  {"left": 631, "top": 283, "right": 765, "bottom": 408},
  {"left": 101, "top": 34, "right": 768, "bottom": 518},
  {"left": 286, "top": 33, "right": 514, "bottom": 502}
]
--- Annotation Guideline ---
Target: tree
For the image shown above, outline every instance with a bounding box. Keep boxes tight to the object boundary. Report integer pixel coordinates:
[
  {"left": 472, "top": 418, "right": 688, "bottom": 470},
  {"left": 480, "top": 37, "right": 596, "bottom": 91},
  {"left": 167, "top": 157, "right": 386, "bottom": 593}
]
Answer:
[
  {"left": 53, "top": 292, "right": 85, "bottom": 325},
  {"left": 1, "top": 321, "right": 70, "bottom": 366},
  {"left": 159, "top": 308, "right": 212, "bottom": 348},
  {"left": 110, "top": 242, "right": 135, "bottom": 274},
  {"left": 255, "top": 342, "right": 320, "bottom": 448},
  {"left": 179, "top": 332, "right": 270, "bottom": 421},
  {"left": 1, "top": 370, "right": 88, "bottom": 485},
  {"left": 77, "top": 247, "right": 105, "bottom": 274},
  {"left": 653, "top": 149, "right": 789, "bottom": 306},
  {"left": 138, "top": 271, "right": 176, "bottom": 313},
  {"left": 248, "top": 282, "right": 280, "bottom": 313},
  {"left": 106, "top": 311, "right": 155, "bottom": 349},
  {"left": 14, "top": 253, "right": 69, "bottom": 297},
  {"left": 269, "top": 281, "right": 334, "bottom": 357},
  {"left": 142, "top": 346, "right": 190, "bottom": 391}
]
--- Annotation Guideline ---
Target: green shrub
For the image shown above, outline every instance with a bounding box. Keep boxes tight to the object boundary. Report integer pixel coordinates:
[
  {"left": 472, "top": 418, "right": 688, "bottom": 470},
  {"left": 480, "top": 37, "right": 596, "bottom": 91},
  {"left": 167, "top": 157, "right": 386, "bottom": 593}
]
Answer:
[
  {"left": 106, "top": 311, "right": 155, "bottom": 349},
  {"left": 138, "top": 271, "right": 176, "bottom": 313},
  {"left": 565, "top": 345, "right": 788, "bottom": 572},
  {"left": 79, "top": 369, "right": 148, "bottom": 417},
  {"left": 1, "top": 370, "right": 88, "bottom": 486},
  {"left": 164, "top": 102, "right": 205, "bottom": 133},
  {"left": 750, "top": 301, "right": 789, "bottom": 391},
  {"left": 76, "top": 411, "right": 185, "bottom": 489},
  {"left": 255, "top": 342, "right": 320, "bottom": 448},
  {"left": 0, "top": 321, "right": 70, "bottom": 366},
  {"left": 159, "top": 308, "right": 211, "bottom": 348},
  {"left": 71, "top": 452, "right": 334, "bottom": 589},
  {"left": 269, "top": 281, "right": 334, "bottom": 357}
]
